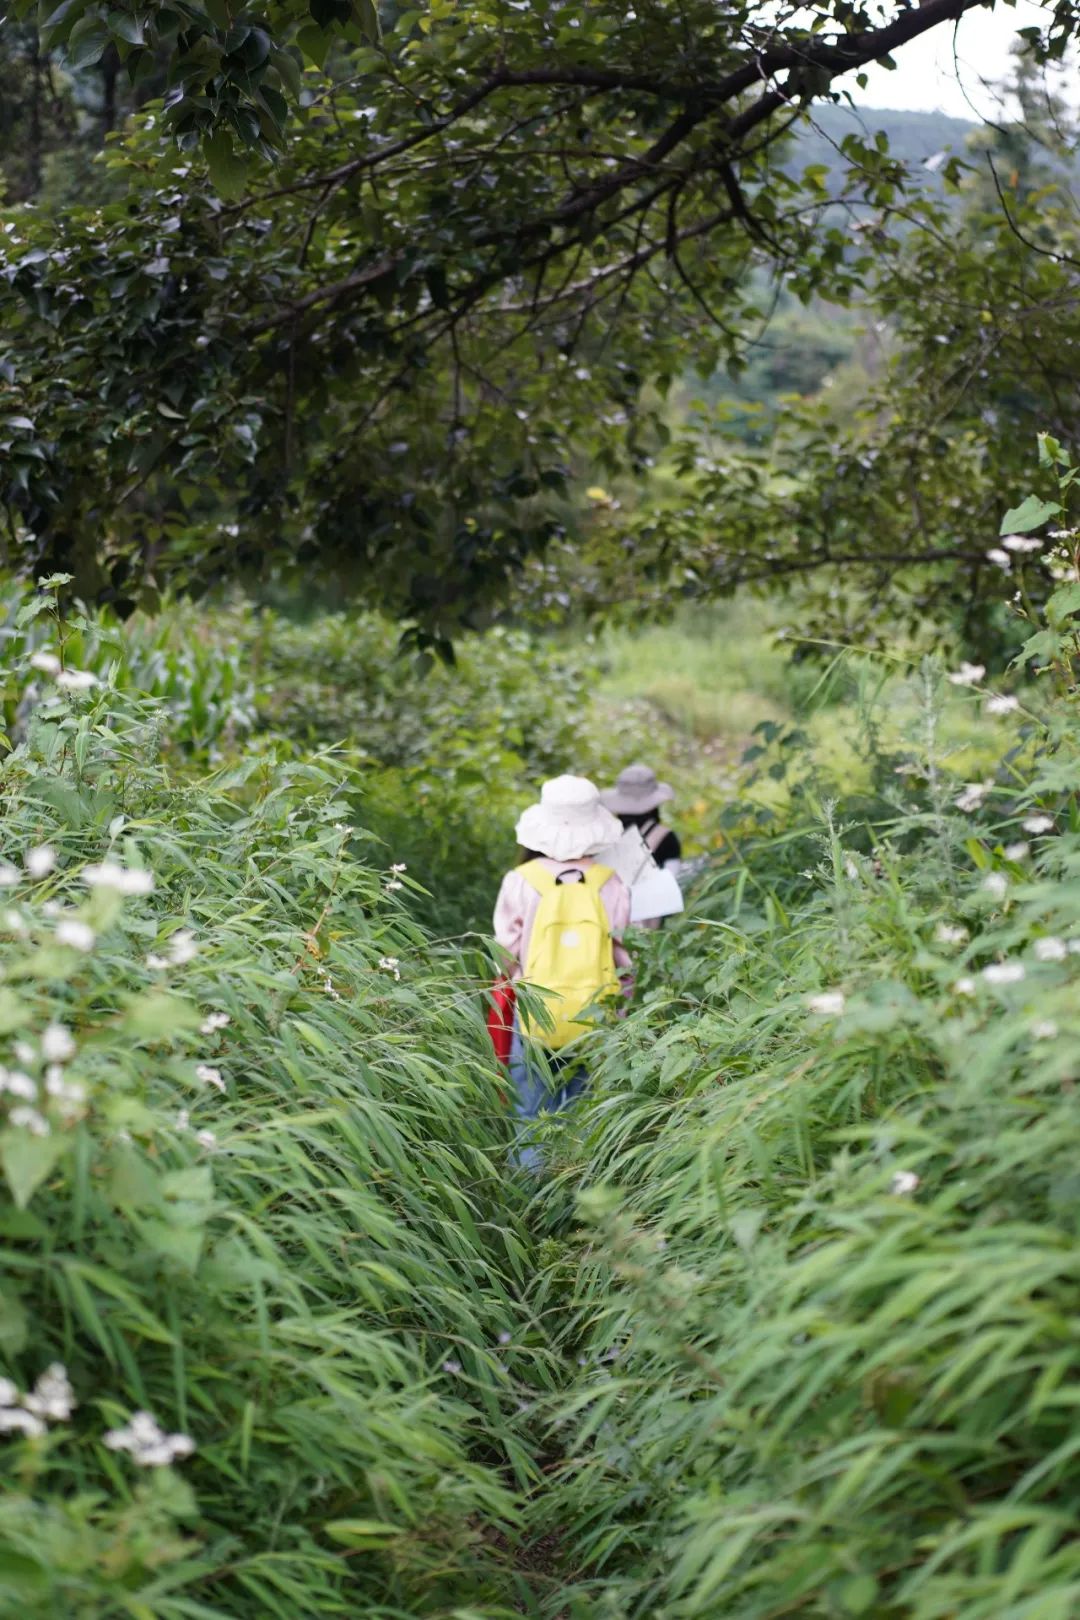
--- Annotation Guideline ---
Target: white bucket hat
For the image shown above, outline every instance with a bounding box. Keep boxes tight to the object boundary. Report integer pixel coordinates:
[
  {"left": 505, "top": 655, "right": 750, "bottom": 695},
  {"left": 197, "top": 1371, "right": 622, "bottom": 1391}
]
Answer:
[
  {"left": 600, "top": 763, "right": 674, "bottom": 816},
  {"left": 515, "top": 775, "right": 623, "bottom": 862}
]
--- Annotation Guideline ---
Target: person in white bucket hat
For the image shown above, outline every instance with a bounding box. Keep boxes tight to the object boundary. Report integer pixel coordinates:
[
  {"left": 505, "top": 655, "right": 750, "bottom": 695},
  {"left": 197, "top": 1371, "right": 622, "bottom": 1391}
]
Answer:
[{"left": 493, "top": 776, "right": 633, "bottom": 1173}]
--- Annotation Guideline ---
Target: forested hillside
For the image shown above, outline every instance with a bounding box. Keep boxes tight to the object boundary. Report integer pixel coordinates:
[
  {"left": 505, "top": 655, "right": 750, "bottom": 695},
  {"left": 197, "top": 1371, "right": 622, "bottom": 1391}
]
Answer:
[{"left": 3, "top": 1, "right": 1080, "bottom": 1615}]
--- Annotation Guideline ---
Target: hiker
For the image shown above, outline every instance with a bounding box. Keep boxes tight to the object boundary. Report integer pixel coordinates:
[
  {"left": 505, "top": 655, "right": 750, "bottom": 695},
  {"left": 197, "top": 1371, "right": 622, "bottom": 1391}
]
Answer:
[
  {"left": 600, "top": 763, "right": 681, "bottom": 871},
  {"left": 493, "top": 775, "right": 632, "bottom": 1170},
  {"left": 600, "top": 764, "right": 682, "bottom": 931}
]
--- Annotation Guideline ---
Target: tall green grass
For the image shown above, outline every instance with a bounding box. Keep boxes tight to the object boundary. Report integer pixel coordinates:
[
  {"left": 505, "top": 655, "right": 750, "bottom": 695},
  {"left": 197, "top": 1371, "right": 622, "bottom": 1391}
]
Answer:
[
  {"left": 528, "top": 662, "right": 1080, "bottom": 1618},
  {"left": 0, "top": 638, "right": 548, "bottom": 1616}
]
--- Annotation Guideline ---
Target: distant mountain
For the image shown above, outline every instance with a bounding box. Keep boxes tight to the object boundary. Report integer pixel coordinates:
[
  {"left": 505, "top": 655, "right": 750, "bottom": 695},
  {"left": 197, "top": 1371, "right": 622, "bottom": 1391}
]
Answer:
[{"left": 789, "top": 103, "right": 976, "bottom": 191}]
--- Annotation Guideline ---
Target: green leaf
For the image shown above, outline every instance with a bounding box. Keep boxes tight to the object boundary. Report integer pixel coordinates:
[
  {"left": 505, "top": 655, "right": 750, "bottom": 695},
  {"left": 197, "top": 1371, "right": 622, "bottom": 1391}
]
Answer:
[
  {"left": 65, "top": 13, "right": 110, "bottom": 66},
  {"left": 0, "top": 989, "right": 30, "bottom": 1035},
  {"left": 15, "top": 596, "right": 51, "bottom": 628},
  {"left": 120, "top": 990, "right": 201, "bottom": 1039},
  {"left": 1046, "top": 581, "right": 1080, "bottom": 626},
  {"left": 0, "top": 1131, "right": 64, "bottom": 1210},
  {"left": 203, "top": 127, "right": 250, "bottom": 199},
  {"left": 0, "top": 1287, "right": 29, "bottom": 1355},
  {"left": 325, "top": 1520, "right": 405, "bottom": 1546},
  {"left": 271, "top": 46, "right": 303, "bottom": 101},
  {"left": 838, "top": 1574, "right": 879, "bottom": 1615},
  {"left": 1000, "top": 494, "right": 1062, "bottom": 534},
  {"left": 295, "top": 22, "right": 330, "bottom": 67},
  {"left": 106, "top": 8, "right": 144, "bottom": 45}
]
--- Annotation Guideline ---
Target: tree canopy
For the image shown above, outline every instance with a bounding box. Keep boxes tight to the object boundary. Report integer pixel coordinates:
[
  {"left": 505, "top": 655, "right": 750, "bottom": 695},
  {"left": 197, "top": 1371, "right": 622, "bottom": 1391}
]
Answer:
[{"left": 1, "top": 1, "right": 1078, "bottom": 642}]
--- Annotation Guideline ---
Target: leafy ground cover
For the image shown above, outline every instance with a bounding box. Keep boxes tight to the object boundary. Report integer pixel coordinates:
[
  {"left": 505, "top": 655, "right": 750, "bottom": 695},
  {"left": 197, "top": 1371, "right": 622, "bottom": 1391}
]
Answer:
[{"left": 3, "top": 570, "right": 1080, "bottom": 1618}]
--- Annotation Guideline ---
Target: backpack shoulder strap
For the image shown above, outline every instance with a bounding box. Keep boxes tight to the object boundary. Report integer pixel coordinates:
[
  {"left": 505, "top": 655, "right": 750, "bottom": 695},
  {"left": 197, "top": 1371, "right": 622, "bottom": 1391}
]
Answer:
[
  {"left": 516, "top": 859, "right": 556, "bottom": 894},
  {"left": 643, "top": 821, "right": 667, "bottom": 853},
  {"left": 584, "top": 863, "right": 613, "bottom": 891}
]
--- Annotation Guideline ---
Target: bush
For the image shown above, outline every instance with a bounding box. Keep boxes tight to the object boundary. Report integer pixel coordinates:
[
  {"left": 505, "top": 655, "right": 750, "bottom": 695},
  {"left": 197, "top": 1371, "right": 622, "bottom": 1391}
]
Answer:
[
  {"left": 0, "top": 642, "right": 542, "bottom": 1616},
  {"left": 534, "top": 660, "right": 1080, "bottom": 1619}
]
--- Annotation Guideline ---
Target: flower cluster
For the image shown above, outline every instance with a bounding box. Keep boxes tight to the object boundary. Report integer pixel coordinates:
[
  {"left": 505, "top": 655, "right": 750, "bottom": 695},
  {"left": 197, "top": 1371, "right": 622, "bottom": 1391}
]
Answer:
[
  {"left": 82, "top": 861, "right": 154, "bottom": 896},
  {"left": 0, "top": 1364, "right": 76, "bottom": 1439},
  {"left": 955, "top": 780, "right": 994, "bottom": 813},
  {"left": 1, "top": 1020, "right": 85, "bottom": 1136},
  {"left": 104, "top": 1410, "right": 196, "bottom": 1467},
  {"left": 378, "top": 956, "right": 401, "bottom": 981},
  {"left": 148, "top": 929, "right": 198, "bottom": 971}
]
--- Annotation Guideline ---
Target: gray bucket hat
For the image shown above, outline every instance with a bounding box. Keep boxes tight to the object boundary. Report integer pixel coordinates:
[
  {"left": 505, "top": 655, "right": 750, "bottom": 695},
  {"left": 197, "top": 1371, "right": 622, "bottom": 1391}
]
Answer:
[{"left": 600, "top": 763, "right": 674, "bottom": 815}]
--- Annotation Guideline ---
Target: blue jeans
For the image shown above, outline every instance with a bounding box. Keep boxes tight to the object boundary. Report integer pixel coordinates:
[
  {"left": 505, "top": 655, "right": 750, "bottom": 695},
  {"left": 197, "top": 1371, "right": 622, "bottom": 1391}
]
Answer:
[{"left": 509, "top": 1020, "right": 588, "bottom": 1173}]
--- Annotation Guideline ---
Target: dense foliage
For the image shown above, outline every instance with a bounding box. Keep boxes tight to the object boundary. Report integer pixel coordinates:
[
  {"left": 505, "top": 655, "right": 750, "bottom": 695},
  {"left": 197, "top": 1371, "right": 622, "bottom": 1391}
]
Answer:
[
  {"left": 0, "top": 593, "right": 551, "bottom": 1615},
  {"left": 2, "top": 1, "right": 1073, "bottom": 639},
  {"left": 4, "top": 490, "right": 1080, "bottom": 1612}
]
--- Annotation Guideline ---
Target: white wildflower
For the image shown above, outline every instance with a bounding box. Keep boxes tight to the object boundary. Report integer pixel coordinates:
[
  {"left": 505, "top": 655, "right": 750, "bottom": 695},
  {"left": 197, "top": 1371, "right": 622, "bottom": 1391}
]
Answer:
[
  {"left": 200, "top": 1012, "right": 230, "bottom": 1035},
  {"left": 29, "top": 650, "right": 61, "bottom": 676},
  {"left": 195, "top": 1064, "right": 225, "bottom": 1092},
  {"left": 23, "top": 1363, "right": 75, "bottom": 1423},
  {"left": 378, "top": 956, "right": 401, "bottom": 980},
  {"left": 1032, "top": 1019, "right": 1059, "bottom": 1040},
  {"left": 844, "top": 855, "right": 859, "bottom": 880},
  {"left": 25, "top": 845, "right": 56, "bottom": 878},
  {"left": 1002, "top": 534, "right": 1043, "bottom": 553},
  {"left": 1034, "top": 937, "right": 1068, "bottom": 962},
  {"left": 104, "top": 1411, "right": 195, "bottom": 1467},
  {"left": 82, "top": 861, "right": 154, "bottom": 896},
  {"left": 0, "top": 1377, "right": 18, "bottom": 1407},
  {"left": 56, "top": 918, "right": 95, "bottom": 951},
  {"left": 955, "top": 781, "right": 993, "bottom": 813},
  {"left": 982, "top": 961, "right": 1025, "bottom": 985},
  {"left": 168, "top": 929, "right": 197, "bottom": 965},
  {"left": 807, "top": 990, "right": 846, "bottom": 1016},
  {"left": 0, "top": 1407, "right": 45, "bottom": 1438},
  {"left": 954, "top": 977, "right": 977, "bottom": 996},
  {"left": 0, "top": 864, "right": 20, "bottom": 888},
  {"left": 8, "top": 1106, "right": 49, "bottom": 1136},
  {"left": 441, "top": 1359, "right": 462, "bottom": 1374},
  {"left": 889, "top": 1170, "right": 920, "bottom": 1196},
  {"left": 55, "top": 668, "right": 97, "bottom": 691},
  {"left": 986, "top": 694, "right": 1019, "bottom": 716},
  {"left": 390, "top": 862, "right": 407, "bottom": 874},
  {"left": 13, "top": 1041, "right": 35, "bottom": 1068},
  {"left": 384, "top": 880, "right": 404, "bottom": 893},
  {"left": 322, "top": 975, "right": 341, "bottom": 1000},
  {"left": 935, "top": 922, "right": 968, "bottom": 945},
  {"left": 982, "top": 872, "right": 1008, "bottom": 901},
  {"left": 6, "top": 1072, "right": 37, "bottom": 1101},
  {"left": 947, "top": 662, "right": 986, "bottom": 687},
  {"left": 41, "top": 1024, "right": 75, "bottom": 1063},
  {"left": 45, "top": 1067, "right": 84, "bottom": 1105},
  {"left": 195, "top": 1129, "right": 216, "bottom": 1150},
  {"left": 986, "top": 547, "right": 1012, "bottom": 569},
  {"left": 1024, "top": 814, "right": 1055, "bottom": 834},
  {"left": 1004, "top": 842, "right": 1030, "bottom": 860},
  {"left": 333, "top": 822, "right": 353, "bottom": 834},
  {"left": 146, "top": 953, "right": 168, "bottom": 971}
]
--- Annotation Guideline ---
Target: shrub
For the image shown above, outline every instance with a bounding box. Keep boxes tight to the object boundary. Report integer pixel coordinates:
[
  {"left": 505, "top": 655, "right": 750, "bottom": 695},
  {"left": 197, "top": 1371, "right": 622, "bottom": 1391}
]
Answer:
[
  {"left": 536, "top": 661, "right": 1080, "bottom": 1619},
  {"left": 0, "top": 643, "right": 541, "bottom": 1616}
]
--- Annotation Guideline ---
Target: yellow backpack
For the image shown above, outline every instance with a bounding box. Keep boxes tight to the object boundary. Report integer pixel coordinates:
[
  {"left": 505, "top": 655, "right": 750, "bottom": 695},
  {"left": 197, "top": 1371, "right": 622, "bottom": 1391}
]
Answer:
[{"left": 518, "top": 861, "right": 619, "bottom": 1050}]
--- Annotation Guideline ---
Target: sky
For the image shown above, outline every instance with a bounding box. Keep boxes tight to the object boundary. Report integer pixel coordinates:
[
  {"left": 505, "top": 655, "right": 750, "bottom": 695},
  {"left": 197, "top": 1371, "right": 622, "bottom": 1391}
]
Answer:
[{"left": 840, "top": 0, "right": 1070, "bottom": 120}]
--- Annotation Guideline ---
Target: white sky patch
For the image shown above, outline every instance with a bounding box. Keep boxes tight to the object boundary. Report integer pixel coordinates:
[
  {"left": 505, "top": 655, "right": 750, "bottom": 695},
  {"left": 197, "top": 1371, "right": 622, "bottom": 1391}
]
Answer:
[{"left": 838, "top": 1, "right": 1074, "bottom": 119}]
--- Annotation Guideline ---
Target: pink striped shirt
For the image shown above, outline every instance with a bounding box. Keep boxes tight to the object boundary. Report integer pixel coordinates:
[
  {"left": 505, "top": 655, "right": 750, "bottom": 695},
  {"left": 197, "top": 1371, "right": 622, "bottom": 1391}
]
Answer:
[{"left": 493, "top": 857, "right": 633, "bottom": 997}]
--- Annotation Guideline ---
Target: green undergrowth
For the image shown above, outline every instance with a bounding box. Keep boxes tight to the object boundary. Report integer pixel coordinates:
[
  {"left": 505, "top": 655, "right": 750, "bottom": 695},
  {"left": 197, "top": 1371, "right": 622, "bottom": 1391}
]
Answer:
[
  {"left": 5, "top": 574, "right": 1080, "bottom": 1618},
  {"left": 525, "top": 662, "right": 1080, "bottom": 1618},
  {"left": 0, "top": 640, "right": 554, "bottom": 1616}
]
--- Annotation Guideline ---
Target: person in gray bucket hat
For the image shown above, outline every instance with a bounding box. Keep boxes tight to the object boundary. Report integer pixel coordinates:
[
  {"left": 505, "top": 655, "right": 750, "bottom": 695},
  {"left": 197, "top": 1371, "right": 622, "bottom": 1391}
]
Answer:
[{"left": 600, "top": 763, "right": 682, "bottom": 873}]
